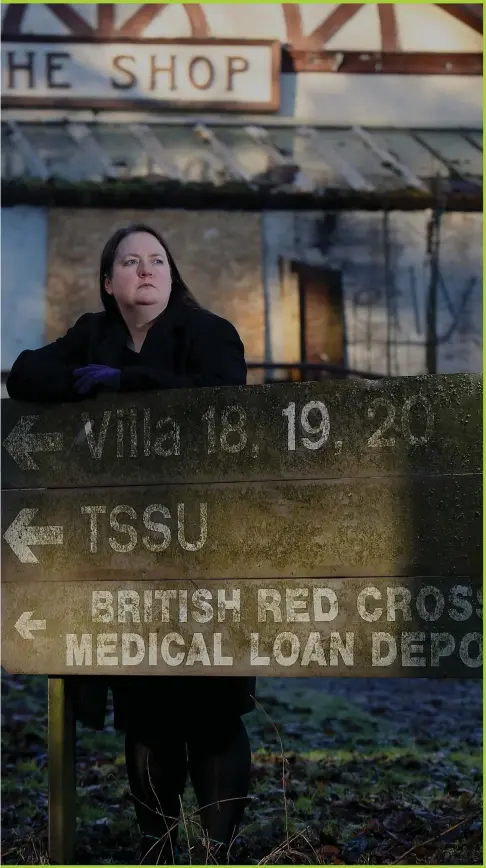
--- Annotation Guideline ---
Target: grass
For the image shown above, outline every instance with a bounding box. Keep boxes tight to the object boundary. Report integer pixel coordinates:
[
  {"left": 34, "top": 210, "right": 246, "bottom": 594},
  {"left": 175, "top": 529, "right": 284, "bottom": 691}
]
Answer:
[{"left": 1, "top": 674, "right": 482, "bottom": 865}]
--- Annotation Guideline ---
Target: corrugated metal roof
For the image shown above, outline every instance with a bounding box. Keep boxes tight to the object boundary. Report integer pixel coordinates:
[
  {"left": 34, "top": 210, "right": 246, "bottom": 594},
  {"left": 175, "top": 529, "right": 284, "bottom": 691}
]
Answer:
[{"left": 1, "top": 119, "right": 482, "bottom": 197}]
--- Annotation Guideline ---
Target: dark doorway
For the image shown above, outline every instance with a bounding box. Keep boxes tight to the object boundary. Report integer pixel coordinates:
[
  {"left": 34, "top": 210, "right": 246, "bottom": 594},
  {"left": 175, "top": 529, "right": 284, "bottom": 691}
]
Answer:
[{"left": 290, "top": 262, "right": 346, "bottom": 380}]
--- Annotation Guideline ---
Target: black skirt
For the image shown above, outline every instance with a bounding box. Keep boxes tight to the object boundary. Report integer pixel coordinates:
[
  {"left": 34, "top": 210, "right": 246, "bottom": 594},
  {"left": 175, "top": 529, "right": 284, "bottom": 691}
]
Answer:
[{"left": 112, "top": 675, "right": 256, "bottom": 738}]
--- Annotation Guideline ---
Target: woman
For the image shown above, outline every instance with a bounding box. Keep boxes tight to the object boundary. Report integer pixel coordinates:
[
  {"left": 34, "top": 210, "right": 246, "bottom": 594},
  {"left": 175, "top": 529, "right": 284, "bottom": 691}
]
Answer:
[{"left": 7, "top": 223, "right": 256, "bottom": 864}]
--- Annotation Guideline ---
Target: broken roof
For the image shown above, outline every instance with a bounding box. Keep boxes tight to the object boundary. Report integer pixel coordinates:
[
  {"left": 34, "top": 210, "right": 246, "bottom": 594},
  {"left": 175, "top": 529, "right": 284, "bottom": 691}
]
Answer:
[{"left": 2, "top": 117, "right": 482, "bottom": 211}]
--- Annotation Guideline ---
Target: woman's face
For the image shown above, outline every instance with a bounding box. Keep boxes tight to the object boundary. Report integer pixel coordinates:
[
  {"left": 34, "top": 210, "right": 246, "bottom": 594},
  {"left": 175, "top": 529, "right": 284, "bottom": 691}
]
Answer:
[{"left": 105, "top": 231, "right": 172, "bottom": 319}]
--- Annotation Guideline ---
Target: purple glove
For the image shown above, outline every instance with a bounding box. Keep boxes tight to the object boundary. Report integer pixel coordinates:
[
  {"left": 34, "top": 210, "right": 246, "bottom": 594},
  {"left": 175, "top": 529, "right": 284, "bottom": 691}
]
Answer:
[{"left": 73, "top": 365, "right": 121, "bottom": 396}]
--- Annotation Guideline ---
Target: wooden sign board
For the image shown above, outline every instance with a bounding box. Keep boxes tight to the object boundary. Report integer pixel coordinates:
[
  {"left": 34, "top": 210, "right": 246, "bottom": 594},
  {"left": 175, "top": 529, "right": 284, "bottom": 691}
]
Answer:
[
  {"left": 2, "top": 38, "right": 281, "bottom": 113},
  {"left": 1, "top": 477, "right": 480, "bottom": 579},
  {"left": 3, "top": 577, "right": 482, "bottom": 678},
  {"left": 2, "top": 374, "right": 480, "bottom": 488},
  {"left": 2, "top": 374, "right": 482, "bottom": 678}
]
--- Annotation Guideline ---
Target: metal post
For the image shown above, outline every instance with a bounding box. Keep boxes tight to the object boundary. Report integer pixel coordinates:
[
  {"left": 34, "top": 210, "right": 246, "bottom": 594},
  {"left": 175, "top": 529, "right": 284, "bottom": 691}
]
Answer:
[
  {"left": 48, "top": 677, "right": 76, "bottom": 865},
  {"left": 383, "top": 210, "right": 393, "bottom": 376},
  {"left": 426, "top": 211, "right": 439, "bottom": 374},
  {"left": 426, "top": 183, "right": 442, "bottom": 375}
]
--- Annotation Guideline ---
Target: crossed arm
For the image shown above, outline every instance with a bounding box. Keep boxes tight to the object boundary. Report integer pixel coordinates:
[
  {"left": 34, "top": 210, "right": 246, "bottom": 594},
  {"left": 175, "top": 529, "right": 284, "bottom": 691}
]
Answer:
[{"left": 6, "top": 313, "right": 247, "bottom": 403}]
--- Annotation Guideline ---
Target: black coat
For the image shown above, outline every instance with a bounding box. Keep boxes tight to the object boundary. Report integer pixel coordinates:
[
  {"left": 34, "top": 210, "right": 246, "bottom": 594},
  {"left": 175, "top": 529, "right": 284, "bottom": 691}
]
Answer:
[
  {"left": 7, "top": 293, "right": 248, "bottom": 402},
  {"left": 7, "top": 293, "right": 256, "bottom": 731}
]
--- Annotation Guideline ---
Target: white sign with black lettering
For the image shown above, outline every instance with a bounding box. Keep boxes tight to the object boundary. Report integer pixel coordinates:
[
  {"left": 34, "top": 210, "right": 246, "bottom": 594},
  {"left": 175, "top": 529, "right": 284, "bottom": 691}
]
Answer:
[{"left": 2, "top": 40, "right": 278, "bottom": 109}]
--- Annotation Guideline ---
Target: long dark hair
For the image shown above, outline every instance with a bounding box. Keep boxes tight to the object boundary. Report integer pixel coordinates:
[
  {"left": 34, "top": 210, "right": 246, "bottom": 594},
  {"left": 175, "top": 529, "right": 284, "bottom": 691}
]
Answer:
[{"left": 99, "top": 223, "right": 201, "bottom": 319}]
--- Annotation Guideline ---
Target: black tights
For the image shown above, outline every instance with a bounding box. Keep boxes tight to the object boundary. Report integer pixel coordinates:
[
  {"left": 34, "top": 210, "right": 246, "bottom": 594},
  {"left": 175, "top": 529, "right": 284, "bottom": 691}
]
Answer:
[{"left": 125, "top": 716, "right": 251, "bottom": 856}]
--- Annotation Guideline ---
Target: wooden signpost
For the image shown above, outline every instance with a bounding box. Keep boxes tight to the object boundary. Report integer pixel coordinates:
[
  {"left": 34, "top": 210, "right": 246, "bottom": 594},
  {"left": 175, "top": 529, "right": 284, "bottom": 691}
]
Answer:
[{"left": 1, "top": 373, "right": 482, "bottom": 863}]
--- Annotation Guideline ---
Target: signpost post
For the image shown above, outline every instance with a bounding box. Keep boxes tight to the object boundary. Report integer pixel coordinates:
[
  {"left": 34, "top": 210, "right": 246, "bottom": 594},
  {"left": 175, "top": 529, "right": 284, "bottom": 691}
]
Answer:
[
  {"left": 48, "top": 677, "right": 76, "bottom": 865},
  {"left": 1, "top": 373, "right": 482, "bottom": 863}
]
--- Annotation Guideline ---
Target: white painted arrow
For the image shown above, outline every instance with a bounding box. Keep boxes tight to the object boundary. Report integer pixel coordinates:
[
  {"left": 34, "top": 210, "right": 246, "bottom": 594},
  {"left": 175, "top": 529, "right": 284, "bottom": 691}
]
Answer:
[
  {"left": 15, "top": 610, "right": 47, "bottom": 640},
  {"left": 3, "top": 415, "right": 63, "bottom": 471},
  {"left": 3, "top": 509, "right": 64, "bottom": 564}
]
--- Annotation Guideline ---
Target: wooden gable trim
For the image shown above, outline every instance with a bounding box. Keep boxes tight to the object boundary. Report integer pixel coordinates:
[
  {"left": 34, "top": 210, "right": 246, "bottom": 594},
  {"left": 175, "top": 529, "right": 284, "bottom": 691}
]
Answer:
[
  {"left": 282, "top": 49, "right": 482, "bottom": 75},
  {"left": 296, "top": 4, "right": 364, "bottom": 50},
  {"left": 1, "top": 2, "right": 481, "bottom": 76},
  {"left": 437, "top": 4, "right": 483, "bottom": 34},
  {"left": 183, "top": 4, "right": 210, "bottom": 38},
  {"left": 116, "top": 4, "right": 168, "bottom": 38},
  {"left": 44, "top": 3, "right": 94, "bottom": 36},
  {"left": 378, "top": 5, "right": 400, "bottom": 52},
  {"left": 282, "top": 4, "right": 303, "bottom": 45},
  {"left": 282, "top": 4, "right": 482, "bottom": 52},
  {"left": 2, "top": 2, "right": 484, "bottom": 42},
  {"left": 1, "top": 3, "right": 26, "bottom": 37},
  {"left": 1, "top": 2, "right": 209, "bottom": 39},
  {"left": 97, "top": 5, "right": 115, "bottom": 38}
]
